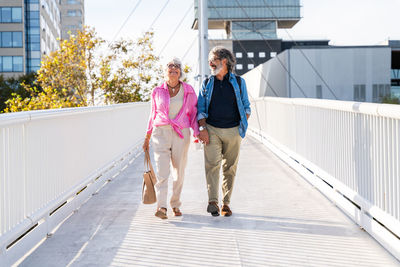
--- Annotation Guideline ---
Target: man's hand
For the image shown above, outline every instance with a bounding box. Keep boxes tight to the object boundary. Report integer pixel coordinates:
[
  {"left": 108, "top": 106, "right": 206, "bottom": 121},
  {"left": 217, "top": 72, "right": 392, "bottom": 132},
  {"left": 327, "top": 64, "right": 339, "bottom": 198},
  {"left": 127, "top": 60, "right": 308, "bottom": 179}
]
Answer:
[
  {"left": 198, "top": 129, "right": 210, "bottom": 145},
  {"left": 246, "top": 113, "right": 250, "bottom": 120}
]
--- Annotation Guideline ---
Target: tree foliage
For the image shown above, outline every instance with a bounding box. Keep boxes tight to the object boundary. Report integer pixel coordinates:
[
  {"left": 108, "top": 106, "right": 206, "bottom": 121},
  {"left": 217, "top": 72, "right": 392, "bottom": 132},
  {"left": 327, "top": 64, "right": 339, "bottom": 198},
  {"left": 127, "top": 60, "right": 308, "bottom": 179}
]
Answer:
[
  {"left": 0, "top": 73, "right": 39, "bottom": 112},
  {"left": 3, "top": 27, "right": 175, "bottom": 112},
  {"left": 4, "top": 86, "right": 82, "bottom": 112},
  {"left": 99, "top": 31, "right": 162, "bottom": 104},
  {"left": 381, "top": 95, "right": 400, "bottom": 104}
]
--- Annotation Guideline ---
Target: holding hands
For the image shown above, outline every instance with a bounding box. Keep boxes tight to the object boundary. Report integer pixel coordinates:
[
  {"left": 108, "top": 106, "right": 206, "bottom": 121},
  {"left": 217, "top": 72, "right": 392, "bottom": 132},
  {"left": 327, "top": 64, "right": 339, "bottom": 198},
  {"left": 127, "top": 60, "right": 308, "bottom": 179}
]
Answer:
[{"left": 198, "top": 128, "right": 209, "bottom": 145}]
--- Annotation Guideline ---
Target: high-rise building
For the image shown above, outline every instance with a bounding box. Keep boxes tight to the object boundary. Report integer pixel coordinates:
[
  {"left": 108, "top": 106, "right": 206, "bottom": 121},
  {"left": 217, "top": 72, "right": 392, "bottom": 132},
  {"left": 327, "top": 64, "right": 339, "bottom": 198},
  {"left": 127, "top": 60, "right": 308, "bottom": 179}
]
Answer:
[
  {"left": 27, "top": 0, "right": 61, "bottom": 73},
  {"left": 60, "top": 0, "right": 84, "bottom": 40},
  {"left": 0, "top": 0, "right": 84, "bottom": 78},
  {"left": 0, "top": 1, "right": 24, "bottom": 77},
  {"left": 0, "top": 0, "right": 61, "bottom": 77},
  {"left": 192, "top": 0, "right": 302, "bottom": 75}
]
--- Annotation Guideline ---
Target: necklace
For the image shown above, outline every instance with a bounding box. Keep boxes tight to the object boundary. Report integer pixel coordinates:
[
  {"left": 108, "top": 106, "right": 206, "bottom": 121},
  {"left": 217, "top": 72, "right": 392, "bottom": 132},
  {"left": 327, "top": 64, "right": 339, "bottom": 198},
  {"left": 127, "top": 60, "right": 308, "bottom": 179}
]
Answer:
[{"left": 168, "top": 82, "right": 180, "bottom": 94}]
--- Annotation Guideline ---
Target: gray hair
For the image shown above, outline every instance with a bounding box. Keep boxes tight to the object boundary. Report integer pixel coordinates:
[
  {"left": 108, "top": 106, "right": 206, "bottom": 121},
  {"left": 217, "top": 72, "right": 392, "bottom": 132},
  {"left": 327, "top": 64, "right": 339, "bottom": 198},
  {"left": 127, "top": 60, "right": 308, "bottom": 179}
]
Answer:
[
  {"left": 164, "top": 57, "right": 184, "bottom": 79},
  {"left": 209, "top": 46, "right": 236, "bottom": 73}
]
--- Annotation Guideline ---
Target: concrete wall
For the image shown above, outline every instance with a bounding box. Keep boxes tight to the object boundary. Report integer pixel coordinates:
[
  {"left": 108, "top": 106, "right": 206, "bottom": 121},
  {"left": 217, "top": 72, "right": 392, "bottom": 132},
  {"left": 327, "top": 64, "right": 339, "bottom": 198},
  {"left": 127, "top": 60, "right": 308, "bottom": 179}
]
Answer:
[
  {"left": 288, "top": 47, "right": 391, "bottom": 102},
  {"left": 242, "top": 46, "right": 392, "bottom": 103},
  {"left": 242, "top": 51, "right": 289, "bottom": 99}
]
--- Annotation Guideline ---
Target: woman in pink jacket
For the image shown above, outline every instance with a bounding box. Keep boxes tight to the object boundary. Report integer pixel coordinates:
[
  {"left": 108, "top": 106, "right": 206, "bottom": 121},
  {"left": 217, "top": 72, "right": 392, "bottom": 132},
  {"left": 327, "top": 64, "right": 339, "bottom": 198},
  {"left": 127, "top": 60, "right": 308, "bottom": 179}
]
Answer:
[{"left": 143, "top": 57, "right": 199, "bottom": 219}]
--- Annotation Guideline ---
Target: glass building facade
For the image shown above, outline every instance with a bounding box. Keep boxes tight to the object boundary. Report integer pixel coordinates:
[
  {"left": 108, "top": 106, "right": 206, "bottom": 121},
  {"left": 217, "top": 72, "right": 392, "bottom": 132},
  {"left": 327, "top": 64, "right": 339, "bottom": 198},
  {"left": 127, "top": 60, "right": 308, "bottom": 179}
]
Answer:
[
  {"left": 0, "top": 5, "right": 23, "bottom": 74},
  {"left": 25, "top": 0, "right": 41, "bottom": 73},
  {"left": 193, "top": 0, "right": 301, "bottom": 40},
  {"left": 60, "top": 0, "right": 84, "bottom": 40},
  {"left": 193, "top": 0, "right": 301, "bottom": 75},
  {"left": 0, "top": 0, "right": 68, "bottom": 77}
]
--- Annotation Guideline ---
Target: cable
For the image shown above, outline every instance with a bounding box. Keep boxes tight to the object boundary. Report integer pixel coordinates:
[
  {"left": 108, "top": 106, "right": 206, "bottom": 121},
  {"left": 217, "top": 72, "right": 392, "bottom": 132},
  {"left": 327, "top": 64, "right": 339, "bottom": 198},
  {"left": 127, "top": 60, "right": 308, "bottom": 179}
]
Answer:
[
  {"left": 148, "top": 0, "right": 171, "bottom": 30},
  {"left": 260, "top": 0, "right": 338, "bottom": 99},
  {"left": 233, "top": 0, "right": 308, "bottom": 98},
  {"left": 158, "top": 2, "right": 194, "bottom": 56},
  {"left": 112, "top": 0, "right": 143, "bottom": 42},
  {"left": 181, "top": 35, "right": 198, "bottom": 62}
]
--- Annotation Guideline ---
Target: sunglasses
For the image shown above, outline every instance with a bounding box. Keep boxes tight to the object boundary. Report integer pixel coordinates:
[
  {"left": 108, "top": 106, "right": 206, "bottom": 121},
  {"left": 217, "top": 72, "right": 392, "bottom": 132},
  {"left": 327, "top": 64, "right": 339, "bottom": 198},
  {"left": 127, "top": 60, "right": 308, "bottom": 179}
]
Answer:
[
  {"left": 167, "top": 63, "right": 181, "bottom": 69},
  {"left": 208, "top": 57, "right": 221, "bottom": 63}
]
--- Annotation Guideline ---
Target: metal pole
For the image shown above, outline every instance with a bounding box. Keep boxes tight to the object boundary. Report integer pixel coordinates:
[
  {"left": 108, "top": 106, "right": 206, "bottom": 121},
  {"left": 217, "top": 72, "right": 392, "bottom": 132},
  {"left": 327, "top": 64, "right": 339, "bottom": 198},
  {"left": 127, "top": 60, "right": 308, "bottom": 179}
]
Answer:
[{"left": 199, "top": 0, "right": 208, "bottom": 87}]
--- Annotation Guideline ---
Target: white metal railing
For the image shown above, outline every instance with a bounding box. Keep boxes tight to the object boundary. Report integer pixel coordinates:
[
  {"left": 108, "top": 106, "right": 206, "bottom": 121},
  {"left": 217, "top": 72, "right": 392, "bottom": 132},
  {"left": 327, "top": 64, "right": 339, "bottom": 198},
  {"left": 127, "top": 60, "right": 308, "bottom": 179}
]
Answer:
[
  {"left": 248, "top": 97, "right": 400, "bottom": 260},
  {"left": 0, "top": 103, "right": 149, "bottom": 266}
]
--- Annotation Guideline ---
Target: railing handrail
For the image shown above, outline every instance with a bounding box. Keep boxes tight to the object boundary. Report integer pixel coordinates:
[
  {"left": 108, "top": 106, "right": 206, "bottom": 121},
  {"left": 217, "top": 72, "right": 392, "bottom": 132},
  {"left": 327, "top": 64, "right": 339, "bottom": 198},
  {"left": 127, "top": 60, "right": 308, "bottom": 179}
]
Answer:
[
  {"left": 0, "top": 102, "right": 149, "bottom": 127},
  {"left": 0, "top": 102, "right": 150, "bottom": 266},
  {"left": 248, "top": 96, "right": 400, "bottom": 260},
  {"left": 258, "top": 97, "right": 400, "bottom": 119}
]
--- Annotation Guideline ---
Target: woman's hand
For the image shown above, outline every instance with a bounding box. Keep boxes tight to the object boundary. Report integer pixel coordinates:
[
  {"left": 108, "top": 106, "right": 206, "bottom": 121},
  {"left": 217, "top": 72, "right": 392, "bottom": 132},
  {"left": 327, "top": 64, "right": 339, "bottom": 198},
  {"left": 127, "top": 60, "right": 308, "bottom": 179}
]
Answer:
[{"left": 143, "top": 137, "right": 150, "bottom": 151}]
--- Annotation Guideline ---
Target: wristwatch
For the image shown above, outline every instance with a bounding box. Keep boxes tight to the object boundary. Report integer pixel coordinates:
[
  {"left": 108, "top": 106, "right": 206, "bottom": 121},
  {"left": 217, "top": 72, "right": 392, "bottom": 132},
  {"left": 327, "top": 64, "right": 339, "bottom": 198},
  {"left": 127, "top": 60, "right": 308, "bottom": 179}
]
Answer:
[{"left": 199, "top": 125, "right": 207, "bottom": 131}]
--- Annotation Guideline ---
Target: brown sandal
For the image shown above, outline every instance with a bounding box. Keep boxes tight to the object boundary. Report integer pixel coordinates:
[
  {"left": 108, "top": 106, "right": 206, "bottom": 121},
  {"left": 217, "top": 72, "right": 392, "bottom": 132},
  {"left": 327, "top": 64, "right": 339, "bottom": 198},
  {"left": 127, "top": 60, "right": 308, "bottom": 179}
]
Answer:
[
  {"left": 155, "top": 208, "right": 168, "bottom": 219},
  {"left": 172, "top": 207, "right": 182, "bottom": 216}
]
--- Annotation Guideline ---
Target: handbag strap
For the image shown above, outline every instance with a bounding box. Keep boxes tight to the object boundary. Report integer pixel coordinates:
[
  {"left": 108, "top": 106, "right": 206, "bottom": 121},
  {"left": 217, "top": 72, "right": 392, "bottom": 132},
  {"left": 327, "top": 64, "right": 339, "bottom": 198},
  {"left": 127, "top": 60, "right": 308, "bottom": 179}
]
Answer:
[{"left": 144, "top": 150, "right": 155, "bottom": 175}]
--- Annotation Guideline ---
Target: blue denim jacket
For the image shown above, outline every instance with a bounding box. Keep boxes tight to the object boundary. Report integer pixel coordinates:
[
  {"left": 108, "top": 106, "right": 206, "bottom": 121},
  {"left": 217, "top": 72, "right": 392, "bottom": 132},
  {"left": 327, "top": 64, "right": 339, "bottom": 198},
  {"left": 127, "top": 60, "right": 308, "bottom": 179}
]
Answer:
[{"left": 197, "top": 72, "right": 251, "bottom": 138}]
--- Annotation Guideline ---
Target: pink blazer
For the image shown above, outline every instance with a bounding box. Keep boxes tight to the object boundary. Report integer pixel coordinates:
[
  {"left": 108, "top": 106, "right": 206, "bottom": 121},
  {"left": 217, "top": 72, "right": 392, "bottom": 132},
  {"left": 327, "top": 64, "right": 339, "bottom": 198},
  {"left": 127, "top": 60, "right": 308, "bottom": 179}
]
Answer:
[{"left": 146, "top": 81, "right": 200, "bottom": 138}]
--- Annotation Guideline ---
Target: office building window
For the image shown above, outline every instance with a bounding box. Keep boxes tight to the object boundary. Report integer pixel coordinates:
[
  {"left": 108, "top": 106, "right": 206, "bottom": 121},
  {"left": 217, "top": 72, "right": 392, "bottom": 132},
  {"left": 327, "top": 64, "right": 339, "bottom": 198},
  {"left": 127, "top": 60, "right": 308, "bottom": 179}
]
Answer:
[
  {"left": 247, "top": 52, "right": 254, "bottom": 58},
  {"left": 353, "top": 84, "right": 366, "bottom": 102},
  {"left": 236, "top": 52, "right": 242, "bottom": 58},
  {"left": 0, "top": 7, "right": 22, "bottom": 23},
  {"left": 13, "top": 56, "right": 23, "bottom": 72},
  {"left": 236, "top": 64, "right": 243, "bottom": 70},
  {"left": 25, "top": 3, "right": 41, "bottom": 73},
  {"left": 248, "top": 64, "right": 254, "bottom": 69},
  {"left": 11, "top": 7, "right": 22, "bottom": 22},
  {"left": 270, "top": 52, "right": 277, "bottom": 57},
  {"left": 0, "top": 32, "right": 23, "bottom": 47},
  {"left": 1, "top": 32, "right": 12, "bottom": 47},
  {"left": 372, "top": 84, "right": 391, "bottom": 102},
  {"left": 0, "top": 56, "right": 23, "bottom": 72},
  {"left": 316, "top": 85, "right": 322, "bottom": 99},
  {"left": 67, "top": 10, "right": 82, "bottom": 16},
  {"left": 29, "top": 18, "right": 40, "bottom": 27},
  {"left": 1, "top": 7, "right": 11, "bottom": 23},
  {"left": 259, "top": 52, "right": 266, "bottom": 58},
  {"left": 372, "top": 84, "right": 378, "bottom": 102},
  {"left": 2, "top": 56, "right": 12, "bottom": 72},
  {"left": 27, "top": 11, "right": 40, "bottom": 19},
  {"left": 12, "top": 32, "right": 22, "bottom": 47}
]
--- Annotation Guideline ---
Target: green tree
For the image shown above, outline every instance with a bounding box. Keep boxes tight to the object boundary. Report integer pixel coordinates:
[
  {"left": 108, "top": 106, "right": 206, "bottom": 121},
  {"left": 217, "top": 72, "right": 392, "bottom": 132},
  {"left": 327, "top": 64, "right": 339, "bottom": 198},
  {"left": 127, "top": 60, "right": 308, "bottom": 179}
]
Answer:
[
  {"left": 0, "top": 73, "right": 40, "bottom": 112},
  {"left": 38, "top": 27, "right": 103, "bottom": 106},
  {"left": 3, "top": 28, "right": 185, "bottom": 112},
  {"left": 4, "top": 86, "right": 81, "bottom": 112},
  {"left": 100, "top": 31, "right": 163, "bottom": 104},
  {"left": 382, "top": 95, "right": 400, "bottom": 104}
]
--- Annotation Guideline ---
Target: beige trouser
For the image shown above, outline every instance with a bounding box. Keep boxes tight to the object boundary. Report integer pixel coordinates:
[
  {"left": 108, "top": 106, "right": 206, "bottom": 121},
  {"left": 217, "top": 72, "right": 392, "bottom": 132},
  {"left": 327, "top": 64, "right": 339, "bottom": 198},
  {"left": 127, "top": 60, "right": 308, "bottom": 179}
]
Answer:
[
  {"left": 204, "top": 125, "right": 242, "bottom": 205},
  {"left": 152, "top": 125, "right": 190, "bottom": 210}
]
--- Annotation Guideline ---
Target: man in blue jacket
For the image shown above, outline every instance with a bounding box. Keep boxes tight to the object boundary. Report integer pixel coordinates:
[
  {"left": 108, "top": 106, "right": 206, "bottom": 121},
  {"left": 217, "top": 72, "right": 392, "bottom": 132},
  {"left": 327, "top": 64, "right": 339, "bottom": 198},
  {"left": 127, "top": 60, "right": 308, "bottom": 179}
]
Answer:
[{"left": 197, "top": 46, "right": 251, "bottom": 217}]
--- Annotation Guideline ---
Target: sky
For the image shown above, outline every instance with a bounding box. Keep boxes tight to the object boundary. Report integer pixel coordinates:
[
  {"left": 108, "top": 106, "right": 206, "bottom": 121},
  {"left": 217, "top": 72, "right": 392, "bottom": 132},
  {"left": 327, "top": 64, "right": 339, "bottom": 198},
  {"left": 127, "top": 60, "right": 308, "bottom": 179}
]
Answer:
[{"left": 85, "top": 0, "right": 400, "bottom": 78}]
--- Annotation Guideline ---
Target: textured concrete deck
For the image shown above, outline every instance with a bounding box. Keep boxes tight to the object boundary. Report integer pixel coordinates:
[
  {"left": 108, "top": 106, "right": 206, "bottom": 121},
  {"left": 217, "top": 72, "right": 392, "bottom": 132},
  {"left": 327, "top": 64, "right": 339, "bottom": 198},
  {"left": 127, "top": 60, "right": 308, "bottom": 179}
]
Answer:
[{"left": 20, "top": 137, "right": 399, "bottom": 267}]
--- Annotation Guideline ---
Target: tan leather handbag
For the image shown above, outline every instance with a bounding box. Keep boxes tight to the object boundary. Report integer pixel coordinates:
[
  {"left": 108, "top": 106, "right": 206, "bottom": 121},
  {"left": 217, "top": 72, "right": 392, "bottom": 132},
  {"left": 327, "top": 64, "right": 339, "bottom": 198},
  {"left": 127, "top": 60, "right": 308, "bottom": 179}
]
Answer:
[{"left": 142, "top": 150, "right": 157, "bottom": 204}]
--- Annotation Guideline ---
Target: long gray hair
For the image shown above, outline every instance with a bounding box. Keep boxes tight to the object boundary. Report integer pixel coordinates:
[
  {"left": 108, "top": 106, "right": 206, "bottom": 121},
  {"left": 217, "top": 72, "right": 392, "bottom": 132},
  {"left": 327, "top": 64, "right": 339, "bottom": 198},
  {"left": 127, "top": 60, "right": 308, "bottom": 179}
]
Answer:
[{"left": 209, "top": 46, "right": 236, "bottom": 73}]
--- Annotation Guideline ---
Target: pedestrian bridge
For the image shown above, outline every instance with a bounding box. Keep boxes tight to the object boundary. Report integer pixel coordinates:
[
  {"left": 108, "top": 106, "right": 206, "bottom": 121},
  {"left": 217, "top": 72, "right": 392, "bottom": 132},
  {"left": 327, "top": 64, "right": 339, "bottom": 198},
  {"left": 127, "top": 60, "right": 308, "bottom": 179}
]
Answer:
[{"left": 1, "top": 98, "right": 399, "bottom": 266}]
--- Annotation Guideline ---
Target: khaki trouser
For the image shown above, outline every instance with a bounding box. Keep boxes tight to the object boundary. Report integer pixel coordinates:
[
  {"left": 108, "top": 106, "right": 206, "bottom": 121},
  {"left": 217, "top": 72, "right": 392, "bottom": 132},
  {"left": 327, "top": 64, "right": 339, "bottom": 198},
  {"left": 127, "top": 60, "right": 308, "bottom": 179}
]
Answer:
[
  {"left": 204, "top": 125, "right": 242, "bottom": 205},
  {"left": 152, "top": 126, "right": 190, "bottom": 210}
]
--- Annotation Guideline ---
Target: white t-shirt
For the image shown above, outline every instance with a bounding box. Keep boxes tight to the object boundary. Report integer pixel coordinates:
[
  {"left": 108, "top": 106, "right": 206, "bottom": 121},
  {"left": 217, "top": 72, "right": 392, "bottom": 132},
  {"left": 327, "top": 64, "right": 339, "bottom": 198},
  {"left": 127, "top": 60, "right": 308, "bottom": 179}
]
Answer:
[{"left": 169, "top": 85, "right": 184, "bottom": 119}]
